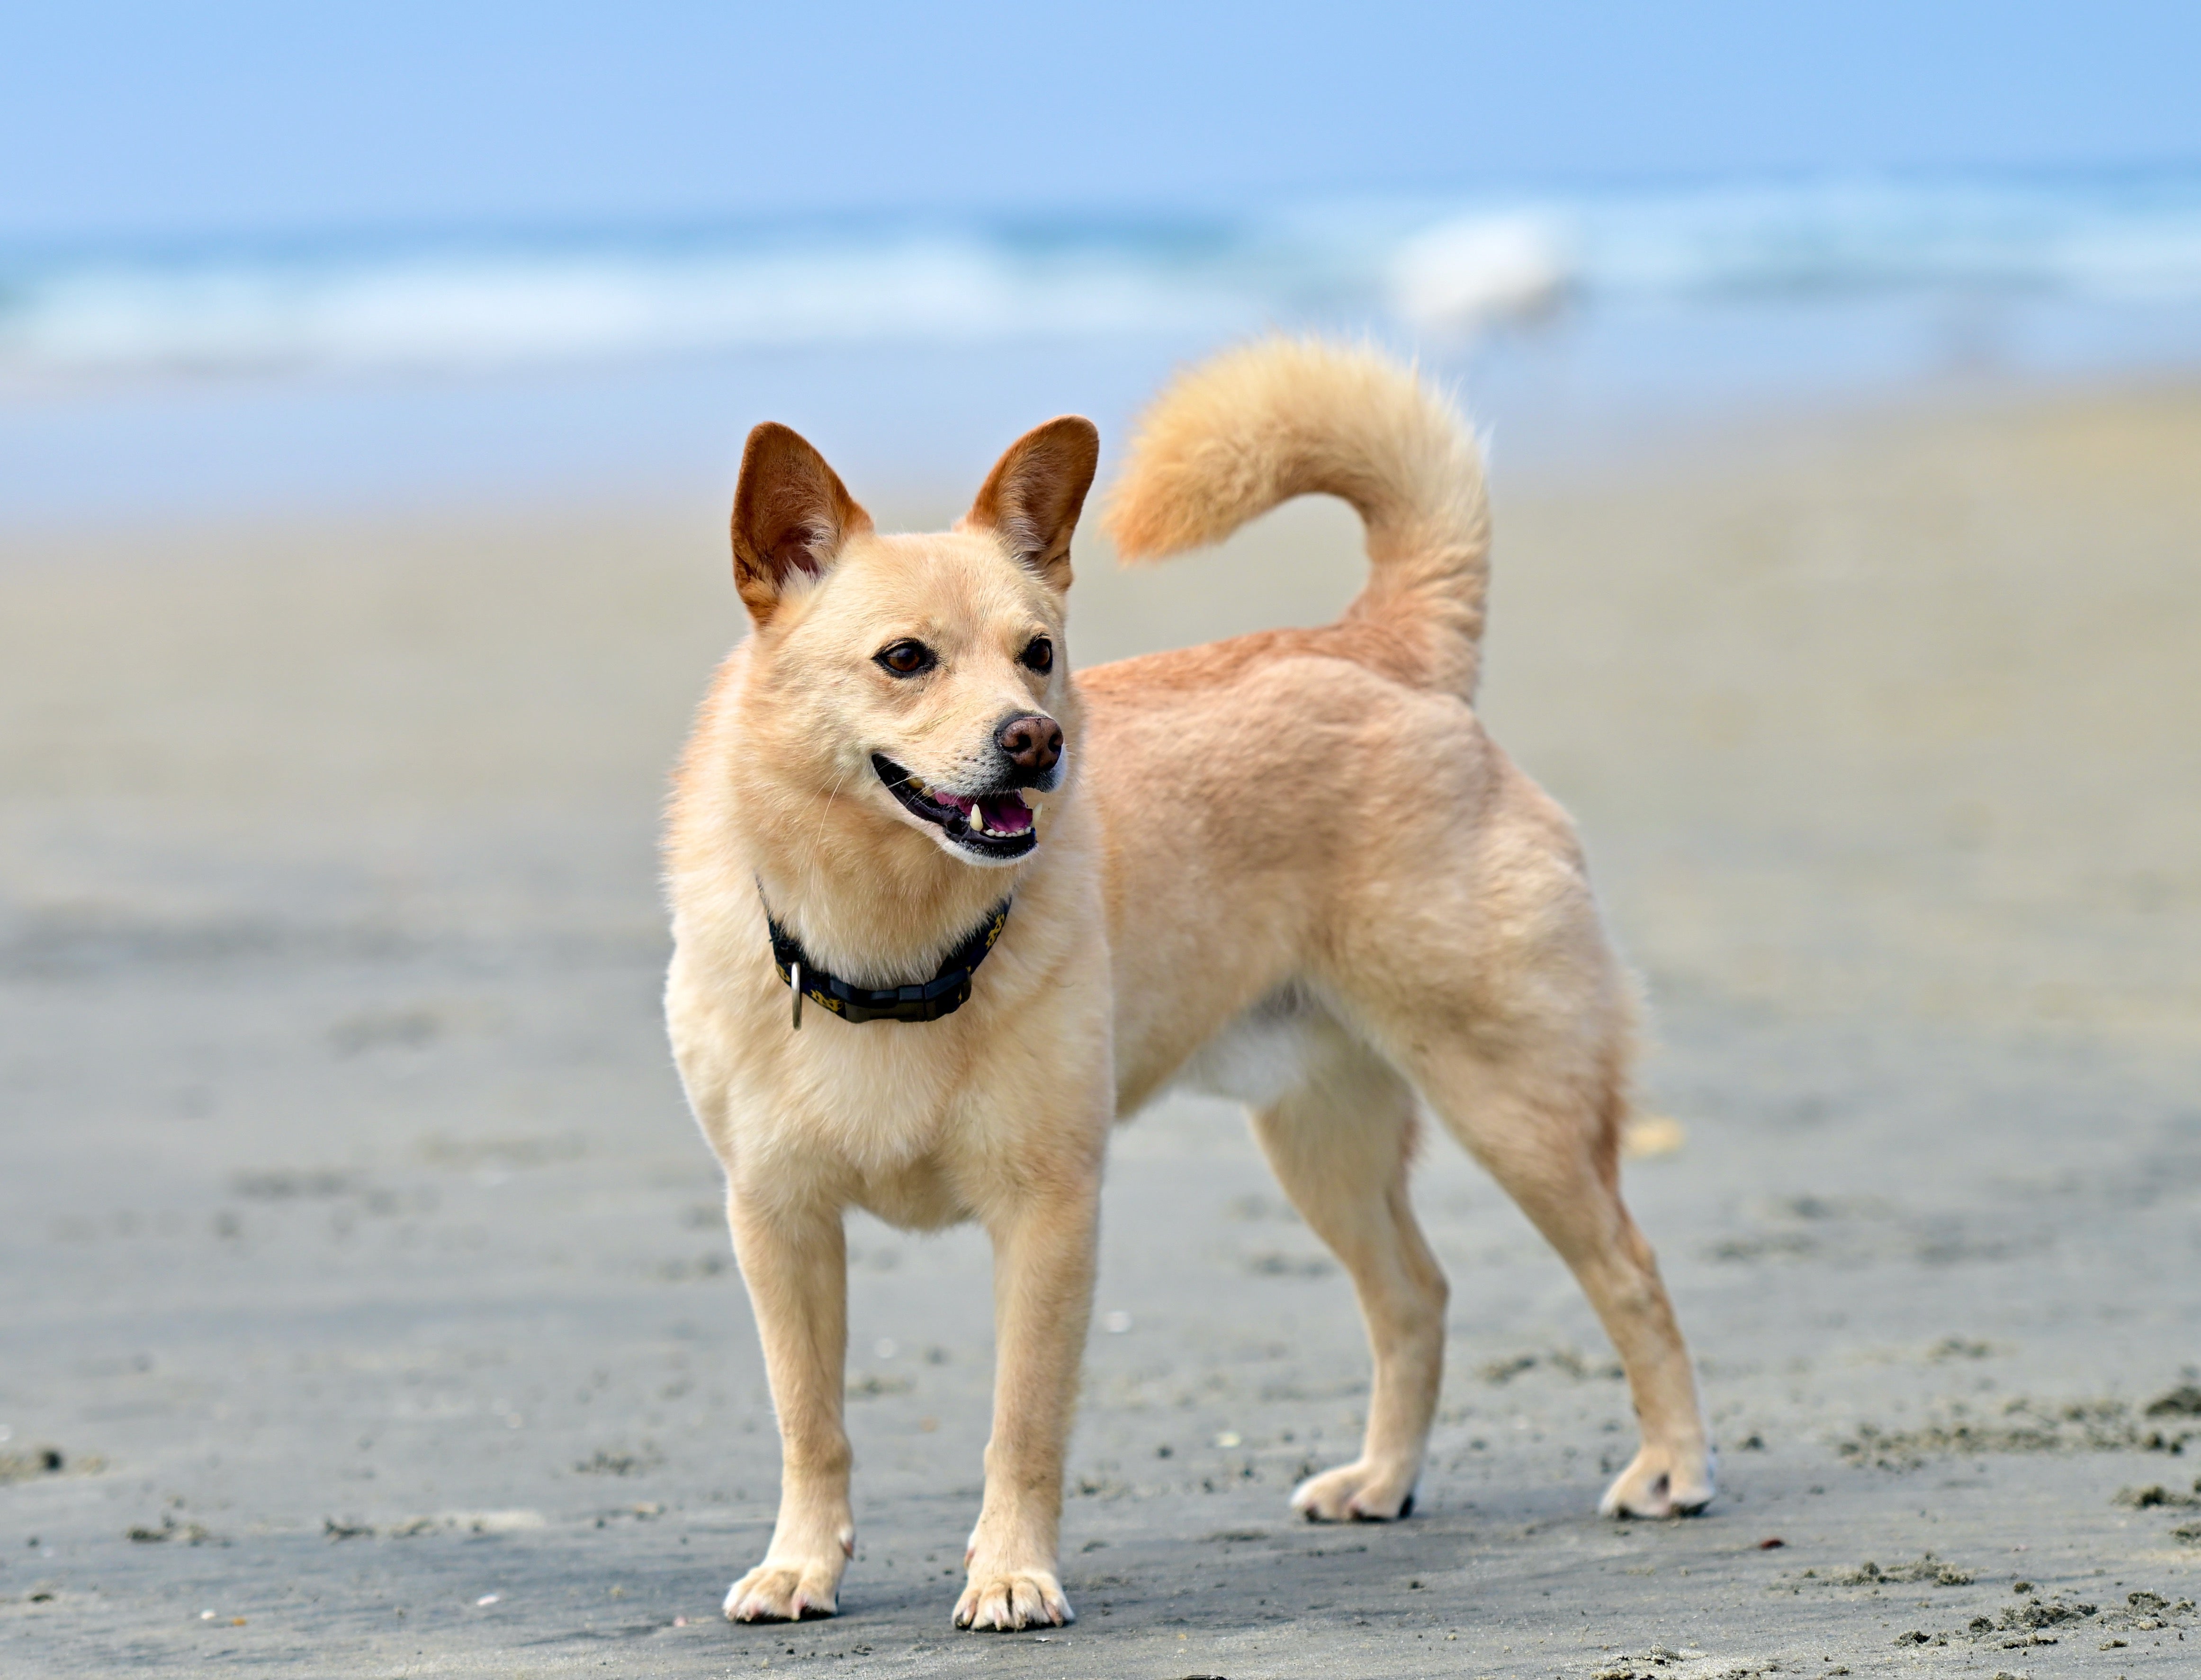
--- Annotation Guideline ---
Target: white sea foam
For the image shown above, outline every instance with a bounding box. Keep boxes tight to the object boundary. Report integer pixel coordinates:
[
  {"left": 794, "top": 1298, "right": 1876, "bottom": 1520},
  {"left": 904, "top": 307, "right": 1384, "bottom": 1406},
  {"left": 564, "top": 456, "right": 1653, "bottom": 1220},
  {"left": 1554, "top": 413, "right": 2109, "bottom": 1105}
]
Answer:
[
  {"left": 3, "top": 170, "right": 2199, "bottom": 384},
  {"left": 1390, "top": 215, "right": 1572, "bottom": 333},
  {"left": 0, "top": 239, "right": 1246, "bottom": 377}
]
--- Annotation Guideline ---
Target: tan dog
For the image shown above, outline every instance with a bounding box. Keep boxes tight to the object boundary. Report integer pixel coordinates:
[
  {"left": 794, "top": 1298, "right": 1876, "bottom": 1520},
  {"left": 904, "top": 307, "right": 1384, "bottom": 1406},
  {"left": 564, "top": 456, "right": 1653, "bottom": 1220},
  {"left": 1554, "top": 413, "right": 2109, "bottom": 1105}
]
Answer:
[{"left": 664, "top": 339, "right": 1713, "bottom": 1634}]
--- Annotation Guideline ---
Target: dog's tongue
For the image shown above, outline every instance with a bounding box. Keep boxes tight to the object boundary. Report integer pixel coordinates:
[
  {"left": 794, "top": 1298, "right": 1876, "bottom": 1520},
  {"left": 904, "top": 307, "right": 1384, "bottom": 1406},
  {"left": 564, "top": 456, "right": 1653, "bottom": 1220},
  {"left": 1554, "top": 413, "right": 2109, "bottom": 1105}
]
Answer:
[{"left": 978, "top": 797, "right": 1033, "bottom": 834}]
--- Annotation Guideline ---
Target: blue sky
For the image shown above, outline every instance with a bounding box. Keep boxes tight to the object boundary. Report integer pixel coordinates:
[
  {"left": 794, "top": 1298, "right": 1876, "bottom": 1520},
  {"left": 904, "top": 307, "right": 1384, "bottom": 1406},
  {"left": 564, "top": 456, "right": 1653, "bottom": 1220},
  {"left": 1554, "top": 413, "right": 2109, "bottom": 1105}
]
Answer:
[{"left": 4, "top": 1, "right": 2198, "bottom": 239}]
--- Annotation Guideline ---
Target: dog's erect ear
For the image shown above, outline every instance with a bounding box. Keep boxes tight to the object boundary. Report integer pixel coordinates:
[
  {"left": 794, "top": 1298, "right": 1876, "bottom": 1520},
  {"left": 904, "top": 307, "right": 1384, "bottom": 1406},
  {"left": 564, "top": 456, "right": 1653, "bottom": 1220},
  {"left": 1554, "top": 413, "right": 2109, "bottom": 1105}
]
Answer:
[
  {"left": 731, "top": 422, "right": 873, "bottom": 626},
  {"left": 964, "top": 416, "right": 1100, "bottom": 592}
]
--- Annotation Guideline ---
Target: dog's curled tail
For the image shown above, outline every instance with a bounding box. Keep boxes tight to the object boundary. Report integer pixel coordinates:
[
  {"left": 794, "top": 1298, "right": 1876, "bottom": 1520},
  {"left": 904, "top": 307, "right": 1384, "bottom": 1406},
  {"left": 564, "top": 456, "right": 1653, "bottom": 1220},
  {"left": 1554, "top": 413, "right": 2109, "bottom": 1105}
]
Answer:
[{"left": 1103, "top": 336, "right": 1491, "bottom": 695}]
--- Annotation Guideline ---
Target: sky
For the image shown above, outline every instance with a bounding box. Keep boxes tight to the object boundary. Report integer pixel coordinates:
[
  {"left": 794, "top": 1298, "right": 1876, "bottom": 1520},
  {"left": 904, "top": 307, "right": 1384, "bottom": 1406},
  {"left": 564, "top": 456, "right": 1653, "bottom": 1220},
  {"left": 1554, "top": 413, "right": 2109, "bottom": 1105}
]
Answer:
[{"left": 4, "top": 1, "right": 2199, "bottom": 241}]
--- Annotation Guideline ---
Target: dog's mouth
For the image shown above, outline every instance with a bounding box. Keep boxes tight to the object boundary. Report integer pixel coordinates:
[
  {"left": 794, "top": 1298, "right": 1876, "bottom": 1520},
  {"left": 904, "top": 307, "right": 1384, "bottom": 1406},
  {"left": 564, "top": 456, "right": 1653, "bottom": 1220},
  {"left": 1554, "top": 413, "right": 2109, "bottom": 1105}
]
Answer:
[{"left": 871, "top": 754, "right": 1038, "bottom": 859}]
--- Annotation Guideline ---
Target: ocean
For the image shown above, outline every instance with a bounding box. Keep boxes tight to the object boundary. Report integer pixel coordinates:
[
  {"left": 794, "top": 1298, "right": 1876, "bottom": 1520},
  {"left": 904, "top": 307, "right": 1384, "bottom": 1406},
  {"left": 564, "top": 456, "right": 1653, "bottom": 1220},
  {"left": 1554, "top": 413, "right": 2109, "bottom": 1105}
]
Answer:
[{"left": 7, "top": 168, "right": 2201, "bottom": 523}]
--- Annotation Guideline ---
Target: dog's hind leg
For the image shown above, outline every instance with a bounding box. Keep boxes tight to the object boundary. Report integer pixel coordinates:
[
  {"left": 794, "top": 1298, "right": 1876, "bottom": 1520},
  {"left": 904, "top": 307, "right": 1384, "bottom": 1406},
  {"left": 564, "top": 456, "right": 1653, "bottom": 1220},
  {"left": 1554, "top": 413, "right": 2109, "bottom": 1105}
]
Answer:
[
  {"left": 1404, "top": 1034, "right": 1714, "bottom": 1519},
  {"left": 1247, "top": 1028, "right": 1449, "bottom": 1521}
]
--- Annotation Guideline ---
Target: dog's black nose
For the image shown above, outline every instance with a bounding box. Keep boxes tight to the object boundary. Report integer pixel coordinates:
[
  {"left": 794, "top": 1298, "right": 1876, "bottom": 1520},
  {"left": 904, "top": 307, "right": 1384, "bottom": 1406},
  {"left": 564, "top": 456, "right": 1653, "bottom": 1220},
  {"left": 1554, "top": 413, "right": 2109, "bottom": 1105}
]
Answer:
[{"left": 995, "top": 713, "right": 1062, "bottom": 776}]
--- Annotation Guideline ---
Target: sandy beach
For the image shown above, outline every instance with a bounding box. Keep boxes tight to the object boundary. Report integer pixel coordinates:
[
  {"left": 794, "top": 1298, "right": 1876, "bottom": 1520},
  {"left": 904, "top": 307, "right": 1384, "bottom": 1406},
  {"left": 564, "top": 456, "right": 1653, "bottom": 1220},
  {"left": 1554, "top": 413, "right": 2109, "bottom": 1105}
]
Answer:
[{"left": 3, "top": 382, "right": 2199, "bottom": 1676}]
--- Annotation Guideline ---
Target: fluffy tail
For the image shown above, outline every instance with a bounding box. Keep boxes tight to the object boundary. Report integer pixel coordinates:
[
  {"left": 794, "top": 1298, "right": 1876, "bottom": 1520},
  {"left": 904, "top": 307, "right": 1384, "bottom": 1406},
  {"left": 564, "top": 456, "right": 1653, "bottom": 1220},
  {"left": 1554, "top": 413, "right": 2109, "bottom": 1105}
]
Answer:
[{"left": 1103, "top": 337, "right": 1490, "bottom": 694}]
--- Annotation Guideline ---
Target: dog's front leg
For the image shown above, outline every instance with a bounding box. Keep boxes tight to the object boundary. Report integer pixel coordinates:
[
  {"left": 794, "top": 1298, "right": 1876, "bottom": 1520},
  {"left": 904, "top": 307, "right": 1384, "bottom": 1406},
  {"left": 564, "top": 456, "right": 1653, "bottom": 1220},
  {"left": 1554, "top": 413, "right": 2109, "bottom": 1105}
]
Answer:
[
  {"left": 954, "top": 1178, "right": 1099, "bottom": 1631},
  {"left": 722, "top": 1190, "right": 854, "bottom": 1622}
]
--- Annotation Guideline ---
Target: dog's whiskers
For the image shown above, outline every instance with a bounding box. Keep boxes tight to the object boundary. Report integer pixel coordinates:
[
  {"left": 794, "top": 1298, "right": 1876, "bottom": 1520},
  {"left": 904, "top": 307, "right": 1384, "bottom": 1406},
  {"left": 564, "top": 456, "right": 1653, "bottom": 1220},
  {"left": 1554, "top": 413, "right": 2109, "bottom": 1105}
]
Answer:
[{"left": 804, "top": 766, "right": 852, "bottom": 869}]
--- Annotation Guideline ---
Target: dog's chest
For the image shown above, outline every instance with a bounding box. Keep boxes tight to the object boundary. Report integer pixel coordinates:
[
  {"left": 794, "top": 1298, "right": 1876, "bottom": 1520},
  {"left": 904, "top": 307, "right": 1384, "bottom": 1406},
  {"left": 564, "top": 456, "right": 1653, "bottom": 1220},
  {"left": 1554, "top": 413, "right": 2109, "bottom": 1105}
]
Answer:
[
  {"left": 749, "top": 1029, "right": 1009, "bottom": 1218},
  {"left": 785, "top": 1039, "right": 959, "bottom": 1166}
]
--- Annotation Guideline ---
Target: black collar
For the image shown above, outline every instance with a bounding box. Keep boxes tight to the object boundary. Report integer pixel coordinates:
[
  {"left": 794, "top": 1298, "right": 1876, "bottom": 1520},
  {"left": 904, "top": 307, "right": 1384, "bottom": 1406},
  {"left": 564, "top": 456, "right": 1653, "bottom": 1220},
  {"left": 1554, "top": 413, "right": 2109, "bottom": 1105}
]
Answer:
[{"left": 761, "top": 889, "right": 1011, "bottom": 1026}]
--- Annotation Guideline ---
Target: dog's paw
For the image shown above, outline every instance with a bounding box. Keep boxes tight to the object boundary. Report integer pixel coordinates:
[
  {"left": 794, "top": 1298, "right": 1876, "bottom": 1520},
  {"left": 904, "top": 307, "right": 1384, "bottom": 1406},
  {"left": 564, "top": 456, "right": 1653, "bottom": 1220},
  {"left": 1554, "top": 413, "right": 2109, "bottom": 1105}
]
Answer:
[
  {"left": 723, "top": 1561, "right": 842, "bottom": 1623},
  {"left": 1598, "top": 1442, "right": 1716, "bottom": 1519},
  {"left": 952, "top": 1568, "right": 1073, "bottom": 1631},
  {"left": 1289, "top": 1458, "right": 1418, "bottom": 1522}
]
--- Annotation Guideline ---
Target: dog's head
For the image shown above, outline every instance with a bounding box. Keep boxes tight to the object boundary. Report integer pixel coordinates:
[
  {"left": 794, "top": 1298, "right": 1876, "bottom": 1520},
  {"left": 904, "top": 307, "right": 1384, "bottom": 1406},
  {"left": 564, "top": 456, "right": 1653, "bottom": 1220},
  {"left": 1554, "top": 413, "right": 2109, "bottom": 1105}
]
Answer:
[{"left": 728, "top": 415, "right": 1098, "bottom": 868}]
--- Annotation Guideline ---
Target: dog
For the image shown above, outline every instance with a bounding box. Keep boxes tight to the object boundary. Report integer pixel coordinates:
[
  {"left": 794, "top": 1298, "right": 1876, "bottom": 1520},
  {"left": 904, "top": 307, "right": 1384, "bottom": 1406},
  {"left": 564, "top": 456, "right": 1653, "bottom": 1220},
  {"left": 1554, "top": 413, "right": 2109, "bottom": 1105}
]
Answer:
[{"left": 664, "top": 338, "right": 1713, "bottom": 1633}]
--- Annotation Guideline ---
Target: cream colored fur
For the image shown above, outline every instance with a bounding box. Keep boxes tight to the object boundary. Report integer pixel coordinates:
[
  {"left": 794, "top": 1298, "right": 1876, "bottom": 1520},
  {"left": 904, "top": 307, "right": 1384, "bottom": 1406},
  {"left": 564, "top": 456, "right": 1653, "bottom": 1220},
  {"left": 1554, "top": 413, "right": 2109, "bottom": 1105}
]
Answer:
[{"left": 665, "top": 337, "right": 1712, "bottom": 1635}]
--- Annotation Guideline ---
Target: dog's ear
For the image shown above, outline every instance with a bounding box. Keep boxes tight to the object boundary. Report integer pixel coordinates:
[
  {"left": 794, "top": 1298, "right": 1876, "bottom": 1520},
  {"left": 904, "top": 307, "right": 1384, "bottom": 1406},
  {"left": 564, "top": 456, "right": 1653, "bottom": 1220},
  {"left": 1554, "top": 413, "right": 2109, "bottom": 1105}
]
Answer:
[
  {"left": 964, "top": 416, "right": 1100, "bottom": 592},
  {"left": 731, "top": 422, "right": 873, "bottom": 626}
]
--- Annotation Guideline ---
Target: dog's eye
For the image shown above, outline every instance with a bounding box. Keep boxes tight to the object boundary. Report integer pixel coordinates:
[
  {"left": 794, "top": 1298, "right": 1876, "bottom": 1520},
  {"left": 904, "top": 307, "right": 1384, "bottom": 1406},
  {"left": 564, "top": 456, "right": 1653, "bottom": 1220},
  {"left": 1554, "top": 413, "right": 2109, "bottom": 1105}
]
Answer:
[
  {"left": 875, "top": 640, "right": 935, "bottom": 677},
  {"left": 1020, "top": 635, "right": 1054, "bottom": 675}
]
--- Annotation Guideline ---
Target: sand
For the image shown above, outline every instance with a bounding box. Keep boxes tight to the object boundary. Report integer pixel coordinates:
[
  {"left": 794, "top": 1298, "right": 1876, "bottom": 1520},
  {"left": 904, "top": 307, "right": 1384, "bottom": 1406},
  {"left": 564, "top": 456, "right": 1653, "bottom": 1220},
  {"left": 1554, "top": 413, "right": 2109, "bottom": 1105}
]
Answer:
[{"left": 3, "top": 383, "right": 2199, "bottom": 1677}]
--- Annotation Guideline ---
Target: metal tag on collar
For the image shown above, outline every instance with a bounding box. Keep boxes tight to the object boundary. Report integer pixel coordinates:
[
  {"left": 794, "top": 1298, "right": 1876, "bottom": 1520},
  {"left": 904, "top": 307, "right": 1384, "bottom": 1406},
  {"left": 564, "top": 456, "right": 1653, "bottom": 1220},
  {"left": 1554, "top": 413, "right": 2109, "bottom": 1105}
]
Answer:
[{"left": 791, "top": 960, "right": 803, "bottom": 1031}]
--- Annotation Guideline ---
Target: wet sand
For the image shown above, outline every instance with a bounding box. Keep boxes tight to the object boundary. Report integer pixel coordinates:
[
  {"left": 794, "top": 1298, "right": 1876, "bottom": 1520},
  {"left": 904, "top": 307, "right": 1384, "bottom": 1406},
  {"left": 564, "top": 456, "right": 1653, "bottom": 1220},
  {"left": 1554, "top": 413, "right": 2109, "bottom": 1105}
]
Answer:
[{"left": 3, "top": 384, "right": 2199, "bottom": 1676}]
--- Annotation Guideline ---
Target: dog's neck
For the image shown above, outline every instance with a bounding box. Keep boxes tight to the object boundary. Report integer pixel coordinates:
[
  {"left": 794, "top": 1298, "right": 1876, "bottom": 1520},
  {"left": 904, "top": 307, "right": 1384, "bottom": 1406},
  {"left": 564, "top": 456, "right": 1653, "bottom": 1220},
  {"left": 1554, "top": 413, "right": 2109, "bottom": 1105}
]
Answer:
[{"left": 744, "top": 796, "right": 1027, "bottom": 990}]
